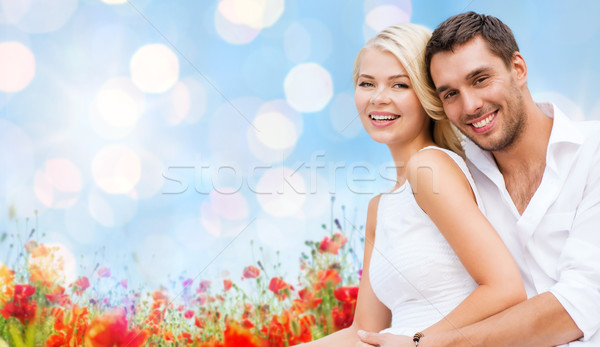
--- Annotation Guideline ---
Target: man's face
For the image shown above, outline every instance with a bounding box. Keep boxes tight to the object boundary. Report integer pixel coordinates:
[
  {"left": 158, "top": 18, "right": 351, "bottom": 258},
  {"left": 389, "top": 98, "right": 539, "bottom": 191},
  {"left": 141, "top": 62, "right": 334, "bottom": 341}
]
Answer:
[{"left": 429, "top": 36, "right": 526, "bottom": 152}]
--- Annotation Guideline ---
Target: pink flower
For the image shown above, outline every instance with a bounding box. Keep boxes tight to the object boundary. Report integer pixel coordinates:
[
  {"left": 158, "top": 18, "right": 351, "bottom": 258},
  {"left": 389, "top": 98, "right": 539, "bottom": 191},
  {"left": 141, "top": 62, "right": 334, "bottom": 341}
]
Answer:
[
  {"left": 97, "top": 267, "right": 111, "bottom": 278},
  {"left": 182, "top": 278, "right": 193, "bottom": 288},
  {"left": 196, "top": 280, "right": 210, "bottom": 294},
  {"left": 184, "top": 310, "right": 194, "bottom": 319},
  {"left": 70, "top": 276, "right": 90, "bottom": 296}
]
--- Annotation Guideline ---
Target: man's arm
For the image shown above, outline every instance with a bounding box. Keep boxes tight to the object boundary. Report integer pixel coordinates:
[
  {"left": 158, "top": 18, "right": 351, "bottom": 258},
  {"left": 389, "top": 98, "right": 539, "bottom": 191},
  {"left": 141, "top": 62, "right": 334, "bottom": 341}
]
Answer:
[{"left": 420, "top": 292, "right": 581, "bottom": 347}]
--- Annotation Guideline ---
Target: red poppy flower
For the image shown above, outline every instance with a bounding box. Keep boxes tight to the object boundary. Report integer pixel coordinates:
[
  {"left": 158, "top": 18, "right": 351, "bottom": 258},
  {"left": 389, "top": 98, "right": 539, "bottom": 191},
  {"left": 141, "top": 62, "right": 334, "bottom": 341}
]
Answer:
[
  {"left": 0, "top": 283, "right": 37, "bottom": 325},
  {"left": 334, "top": 286, "right": 359, "bottom": 303},
  {"left": 85, "top": 307, "right": 148, "bottom": 347},
  {"left": 268, "top": 277, "right": 292, "bottom": 300},
  {"left": 223, "top": 279, "right": 232, "bottom": 291},
  {"left": 242, "top": 265, "right": 260, "bottom": 279}
]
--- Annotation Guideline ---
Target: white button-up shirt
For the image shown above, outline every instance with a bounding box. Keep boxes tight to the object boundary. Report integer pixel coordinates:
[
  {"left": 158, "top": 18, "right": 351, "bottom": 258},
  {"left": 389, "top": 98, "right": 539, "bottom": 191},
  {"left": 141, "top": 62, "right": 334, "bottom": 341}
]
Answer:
[{"left": 465, "top": 103, "right": 600, "bottom": 345}]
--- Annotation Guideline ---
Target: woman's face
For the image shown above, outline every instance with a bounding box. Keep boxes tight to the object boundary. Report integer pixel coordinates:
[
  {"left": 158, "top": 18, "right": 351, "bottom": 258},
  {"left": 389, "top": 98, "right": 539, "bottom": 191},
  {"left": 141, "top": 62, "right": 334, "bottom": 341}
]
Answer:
[{"left": 355, "top": 48, "right": 430, "bottom": 147}]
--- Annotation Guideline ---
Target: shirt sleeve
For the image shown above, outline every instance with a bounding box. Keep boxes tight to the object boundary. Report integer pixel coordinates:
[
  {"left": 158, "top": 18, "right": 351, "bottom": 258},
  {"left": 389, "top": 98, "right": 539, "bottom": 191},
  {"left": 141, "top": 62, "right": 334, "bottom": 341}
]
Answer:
[{"left": 550, "top": 141, "right": 600, "bottom": 341}]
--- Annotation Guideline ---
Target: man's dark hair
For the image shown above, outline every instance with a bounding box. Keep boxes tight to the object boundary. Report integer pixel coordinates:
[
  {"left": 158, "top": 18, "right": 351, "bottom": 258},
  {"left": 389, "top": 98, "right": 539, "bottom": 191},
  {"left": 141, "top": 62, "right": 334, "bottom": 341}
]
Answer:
[{"left": 425, "top": 12, "right": 520, "bottom": 84}]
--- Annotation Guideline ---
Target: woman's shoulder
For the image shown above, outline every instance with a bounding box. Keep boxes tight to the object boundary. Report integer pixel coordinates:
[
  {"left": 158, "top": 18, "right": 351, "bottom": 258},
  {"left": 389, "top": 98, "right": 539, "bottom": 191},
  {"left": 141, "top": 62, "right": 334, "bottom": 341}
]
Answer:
[{"left": 406, "top": 146, "right": 468, "bottom": 180}]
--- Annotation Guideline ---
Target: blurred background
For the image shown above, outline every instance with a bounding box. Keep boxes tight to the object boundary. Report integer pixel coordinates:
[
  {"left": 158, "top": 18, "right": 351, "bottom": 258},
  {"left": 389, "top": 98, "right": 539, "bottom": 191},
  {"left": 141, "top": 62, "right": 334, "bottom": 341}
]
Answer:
[{"left": 1, "top": 0, "right": 599, "bottom": 290}]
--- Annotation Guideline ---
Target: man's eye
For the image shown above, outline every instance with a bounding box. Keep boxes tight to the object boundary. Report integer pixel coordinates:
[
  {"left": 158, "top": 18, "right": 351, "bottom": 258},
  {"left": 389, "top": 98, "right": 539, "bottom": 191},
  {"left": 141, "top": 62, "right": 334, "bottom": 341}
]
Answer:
[
  {"left": 443, "top": 91, "right": 457, "bottom": 99},
  {"left": 475, "top": 77, "right": 487, "bottom": 84}
]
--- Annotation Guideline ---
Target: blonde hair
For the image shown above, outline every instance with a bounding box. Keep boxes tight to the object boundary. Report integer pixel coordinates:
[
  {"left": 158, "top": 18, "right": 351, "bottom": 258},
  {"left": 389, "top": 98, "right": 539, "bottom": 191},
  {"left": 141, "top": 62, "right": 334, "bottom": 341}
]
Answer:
[{"left": 353, "top": 23, "right": 464, "bottom": 157}]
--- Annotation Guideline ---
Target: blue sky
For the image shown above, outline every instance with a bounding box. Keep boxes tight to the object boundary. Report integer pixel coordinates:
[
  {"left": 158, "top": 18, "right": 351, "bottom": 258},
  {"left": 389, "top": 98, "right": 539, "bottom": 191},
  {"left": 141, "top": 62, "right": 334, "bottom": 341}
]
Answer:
[{"left": 1, "top": 0, "right": 599, "bottom": 290}]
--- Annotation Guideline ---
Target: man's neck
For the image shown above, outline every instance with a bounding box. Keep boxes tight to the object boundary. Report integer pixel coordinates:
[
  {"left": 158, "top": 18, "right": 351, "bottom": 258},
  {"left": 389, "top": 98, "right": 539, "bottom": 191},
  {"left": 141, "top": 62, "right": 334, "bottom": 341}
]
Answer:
[{"left": 493, "top": 103, "right": 554, "bottom": 214}]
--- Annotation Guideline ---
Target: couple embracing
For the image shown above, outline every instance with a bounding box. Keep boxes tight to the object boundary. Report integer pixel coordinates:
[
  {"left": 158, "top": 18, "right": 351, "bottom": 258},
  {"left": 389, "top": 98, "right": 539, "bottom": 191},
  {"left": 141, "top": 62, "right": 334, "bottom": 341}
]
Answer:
[{"left": 300, "top": 11, "right": 600, "bottom": 347}]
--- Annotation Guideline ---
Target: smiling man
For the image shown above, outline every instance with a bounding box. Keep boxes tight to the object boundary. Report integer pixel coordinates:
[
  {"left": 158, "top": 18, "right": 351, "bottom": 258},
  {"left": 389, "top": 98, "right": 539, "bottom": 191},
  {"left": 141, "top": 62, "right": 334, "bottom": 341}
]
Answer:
[{"left": 357, "top": 11, "right": 600, "bottom": 347}]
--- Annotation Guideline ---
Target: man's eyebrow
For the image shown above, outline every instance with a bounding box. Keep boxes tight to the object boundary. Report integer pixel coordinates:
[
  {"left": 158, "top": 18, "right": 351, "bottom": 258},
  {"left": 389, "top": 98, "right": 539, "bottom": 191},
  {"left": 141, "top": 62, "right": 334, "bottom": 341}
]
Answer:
[
  {"left": 465, "top": 66, "right": 492, "bottom": 81},
  {"left": 435, "top": 66, "right": 494, "bottom": 95}
]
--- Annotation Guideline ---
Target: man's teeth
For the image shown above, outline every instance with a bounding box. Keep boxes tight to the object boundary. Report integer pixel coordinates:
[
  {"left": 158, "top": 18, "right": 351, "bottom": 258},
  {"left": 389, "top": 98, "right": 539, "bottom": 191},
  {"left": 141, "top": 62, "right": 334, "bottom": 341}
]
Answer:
[
  {"left": 370, "top": 114, "right": 399, "bottom": 121},
  {"left": 472, "top": 114, "right": 494, "bottom": 128}
]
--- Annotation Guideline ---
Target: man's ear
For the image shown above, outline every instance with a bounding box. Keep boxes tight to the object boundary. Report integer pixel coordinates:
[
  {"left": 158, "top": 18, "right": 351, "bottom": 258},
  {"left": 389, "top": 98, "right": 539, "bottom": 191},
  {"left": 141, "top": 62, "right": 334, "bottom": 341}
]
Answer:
[{"left": 512, "top": 51, "right": 527, "bottom": 86}]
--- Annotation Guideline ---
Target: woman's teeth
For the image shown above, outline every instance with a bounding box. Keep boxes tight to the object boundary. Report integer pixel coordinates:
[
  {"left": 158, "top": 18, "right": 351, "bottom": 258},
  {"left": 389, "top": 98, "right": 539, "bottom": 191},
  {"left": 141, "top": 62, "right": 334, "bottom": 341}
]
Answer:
[
  {"left": 370, "top": 114, "right": 399, "bottom": 121},
  {"left": 472, "top": 113, "right": 494, "bottom": 128}
]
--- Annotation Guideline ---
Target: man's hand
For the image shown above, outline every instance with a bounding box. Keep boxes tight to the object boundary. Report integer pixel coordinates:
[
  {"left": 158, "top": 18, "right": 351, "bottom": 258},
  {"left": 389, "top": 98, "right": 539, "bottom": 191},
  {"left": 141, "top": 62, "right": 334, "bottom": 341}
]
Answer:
[{"left": 356, "top": 330, "right": 413, "bottom": 346}]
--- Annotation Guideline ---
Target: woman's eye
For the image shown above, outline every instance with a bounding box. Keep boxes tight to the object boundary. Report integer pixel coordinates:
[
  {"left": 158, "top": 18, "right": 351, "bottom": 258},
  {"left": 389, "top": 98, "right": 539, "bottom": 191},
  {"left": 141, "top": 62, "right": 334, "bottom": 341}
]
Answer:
[
  {"left": 394, "top": 83, "right": 409, "bottom": 88},
  {"left": 358, "top": 81, "right": 374, "bottom": 87}
]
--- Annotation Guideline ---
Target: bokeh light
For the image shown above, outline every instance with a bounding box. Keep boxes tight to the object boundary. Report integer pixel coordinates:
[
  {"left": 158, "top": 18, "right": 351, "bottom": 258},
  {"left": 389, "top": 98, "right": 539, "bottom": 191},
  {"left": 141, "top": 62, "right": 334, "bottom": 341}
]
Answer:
[
  {"left": 256, "top": 167, "right": 306, "bottom": 217},
  {"left": 130, "top": 44, "right": 180, "bottom": 93},
  {"left": 101, "top": 0, "right": 128, "bottom": 4},
  {"left": 214, "top": 7, "right": 261, "bottom": 45},
  {"left": 4, "top": 0, "right": 78, "bottom": 34},
  {"left": 284, "top": 19, "right": 332, "bottom": 64},
  {"left": 91, "top": 145, "right": 141, "bottom": 195},
  {"left": 200, "top": 188, "right": 251, "bottom": 237},
  {"left": 34, "top": 158, "right": 83, "bottom": 209},
  {"left": 132, "top": 151, "right": 165, "bottom": 199},
  {"left": 91, "top": 77, "right": 146, "bottom": 139},
  {"left": 88, "top": 191, "right": 138, "bottom": 228},
  {"left": 46, "top": 243, "right": 78, "bottom": 284},
  {"left": 0, "top": 41, "right": 35, "bottom": 92},
  {"left": 246, "top": 100, "right": 303, "bottom": 162},
  {"left": 284, "top": 63, "right": 333, "bottom": 113},
  {"left": 217, "top": 0, "right": 284, "bottom": 29},
  {"left": 164, "top": 82, "right": 191, "bottom": 126}
]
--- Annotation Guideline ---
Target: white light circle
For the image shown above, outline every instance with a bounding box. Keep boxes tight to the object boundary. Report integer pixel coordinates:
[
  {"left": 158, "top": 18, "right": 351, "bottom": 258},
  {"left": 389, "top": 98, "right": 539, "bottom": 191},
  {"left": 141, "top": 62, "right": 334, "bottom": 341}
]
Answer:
[
  {"left": 256, "top": 167, "right": 306, "bottom": 217},
  {"left": 33, "top": 158, "right": 82, "bottom": 209},
  {"left": 253, "top": 112, "right": 298, "bottom": 150},
  {"left": 95, "top": 89, "right": 140, "bottom": 127},
  {"left": 45, "top": 243, "right": 78, "bottom": 284},
  {"left": 284, "top": 63, "right": 333, "bottom": 113},
  {"left": 0, "top": 41, "right": 35, "bottom": 92},
  {"left": 214, "top": 7, "right": 261, "bottom": 45},
  {"left": 130, "top": 44, "right": 179, "bottom": 93},
  {"left": 92, "top": 145, "right": 141, "bottom": 195},
  {"left": 217, "top": 0, "right": 284, "bottom": 29},
  {"left": 90, "top": 77, "right": 146, "bottom": 140},
  {"left": 363, "top": 4, "right": 411, "bottom": 40}
]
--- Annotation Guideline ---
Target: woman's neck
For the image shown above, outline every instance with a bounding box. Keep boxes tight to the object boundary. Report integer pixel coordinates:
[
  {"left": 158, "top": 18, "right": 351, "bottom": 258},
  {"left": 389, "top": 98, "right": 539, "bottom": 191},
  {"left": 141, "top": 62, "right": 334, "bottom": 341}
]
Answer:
[{"left": 388, "top": 139, "right": 436, "bottom": 189}]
